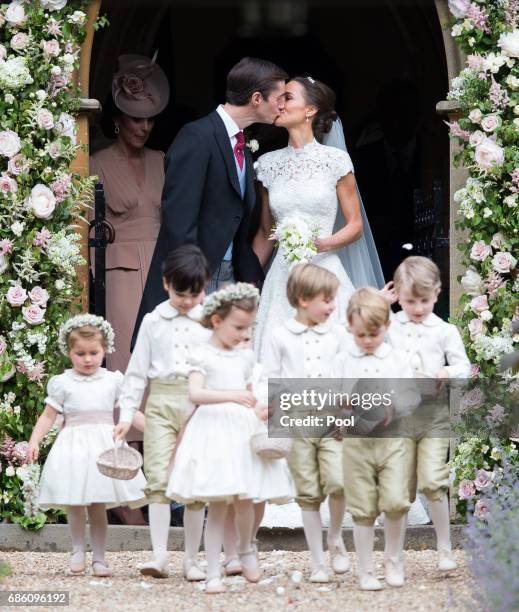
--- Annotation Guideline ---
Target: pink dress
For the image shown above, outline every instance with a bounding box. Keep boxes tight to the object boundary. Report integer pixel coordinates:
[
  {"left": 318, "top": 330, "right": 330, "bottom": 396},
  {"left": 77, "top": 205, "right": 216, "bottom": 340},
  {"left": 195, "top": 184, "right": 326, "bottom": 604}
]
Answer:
[{"left": 90, "top": 146, "right": 164, "bottom": 441}]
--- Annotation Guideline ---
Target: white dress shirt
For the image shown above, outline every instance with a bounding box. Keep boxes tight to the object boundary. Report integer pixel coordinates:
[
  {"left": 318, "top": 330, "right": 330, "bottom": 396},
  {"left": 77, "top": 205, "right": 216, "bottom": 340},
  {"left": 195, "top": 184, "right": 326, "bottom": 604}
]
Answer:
[
  {"left": 386, "top": 311, "right": 471, "bottom": 379},
  {"left": 118, "top": 301, "right": 211, "bottom": 423},
  {"left": 261, "top": 318, "right": 349, "bottom": 379}
]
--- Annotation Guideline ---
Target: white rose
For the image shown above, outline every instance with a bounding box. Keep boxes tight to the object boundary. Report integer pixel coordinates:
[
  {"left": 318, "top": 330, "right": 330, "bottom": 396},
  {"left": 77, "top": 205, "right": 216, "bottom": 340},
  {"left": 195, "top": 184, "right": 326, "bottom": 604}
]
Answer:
[
  {"left": 468, "top": 318, "right": 485, "bottom": 338},
  {"left": 475, "top": 138, "right": 505, "bottom": 171},
  {"left": 498, "top": 30, "right": 519, "bottom": 59},
  {"left": 452, "top": 24, "right": 463, "bottom": 37},
  {"left": 40, "top": 0, "right": 68, "bottom": 10},
  {"left": 0, "top": 129, "right": 21, "bottom": 158},
  {"left": 480, "top": 310, "right": 493, "bottom": 322},
  {"left": 448, "top": 0, "right": 470, "bottom": 18},
  {"left": 68, "top": 10, "right": 86, "bottom": 24},
  {"left": 506, "top": 75, "right": 519, "bottom": 90},
  {"left": 50, "top": 65, "right": 62, "bottom": 76},
  {"left": 6, "top": 285, "right": 27, "bottom": 306},
  {"left": 0, "top": 172, "right": 17, "bottom": 194},
  {"left": 481, "top": 115, "right": 502, "bottom": 133},
  {"left": 36, "top": 108, "right": 54, "bottom": 130},
  {"left": 0, "top": 45, "right": 6, "bottom": 60},
  {"left": 42, "top": 39, "right": 60, "bottom": 58},
  {"left": 35, "top": 89, "right": 47, "bottom": 101},
  {"left": 55, "top": 112, "right": 76, "bottom": 144},
  {"left": 10, "top": 221, "right": 24, "bottom": 236},
  {"left": 55, "top": 279, "right": 65, "bottom": 290},
  {"left": 62, "top": 53, "right": 75, "bottom": 66},
  {"left": 483, "top": 207, "right": 493, "bottom": 218},
  {"left": 470, "top": 240, "right": 492, "bottom": 262},
  {"left": 504, "top": 194, "right": 517, "bottom": 208},
  {"left": 492, "top": 251, "right": 517, "bottom": 274},
  {"left": 5, "top": 465, "right": 15, "bottom": 477},
  {"left": 0, "top": 253, "right": 8, "bottom": 274},
  {"left": 490, "top": 232, "right": 505, "bottom": 249},
  {"left": 4, "top": 94, "right": 14, "bottom": 104},
  {"left": 10, "top": 32, "right": 29, "bottom": 51},
  {"left": 5, "top": 1, "right": 27, "bottom": 27},
  {"left": 22, "top": 304, "right": 45, "bottom": 325},
  {"left": 469, "top": 108, "right": 483, "bottom": 123},
  {"left": 461, "top": 268, "right": 484, "bottom": 296},
  {"left": 469, "top": 130, "right": 485, "bottom": 147},
  {"left": 26, "top": 184, "right": 56, "bottom": 219}
]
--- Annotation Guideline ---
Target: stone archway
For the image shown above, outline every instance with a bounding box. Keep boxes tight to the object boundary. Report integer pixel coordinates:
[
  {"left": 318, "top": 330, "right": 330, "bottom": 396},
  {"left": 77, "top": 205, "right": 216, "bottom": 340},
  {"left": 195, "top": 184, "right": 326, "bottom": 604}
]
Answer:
[{"left": 76, "top": 0, "right": 466, "bottom": 313}]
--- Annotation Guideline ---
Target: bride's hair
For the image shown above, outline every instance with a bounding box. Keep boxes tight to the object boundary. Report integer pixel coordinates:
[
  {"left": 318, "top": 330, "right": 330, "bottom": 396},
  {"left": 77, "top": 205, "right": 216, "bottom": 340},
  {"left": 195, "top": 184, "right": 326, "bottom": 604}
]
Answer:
[{"left": 292, "top": 76, "right": 337, "bottom": 141}]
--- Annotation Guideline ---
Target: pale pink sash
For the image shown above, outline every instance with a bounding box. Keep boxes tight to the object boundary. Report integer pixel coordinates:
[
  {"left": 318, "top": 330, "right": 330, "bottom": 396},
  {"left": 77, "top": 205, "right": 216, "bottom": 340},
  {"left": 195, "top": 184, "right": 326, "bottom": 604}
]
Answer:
[{"left": 63, "top": 411, "right": 114, "bottom": 427}]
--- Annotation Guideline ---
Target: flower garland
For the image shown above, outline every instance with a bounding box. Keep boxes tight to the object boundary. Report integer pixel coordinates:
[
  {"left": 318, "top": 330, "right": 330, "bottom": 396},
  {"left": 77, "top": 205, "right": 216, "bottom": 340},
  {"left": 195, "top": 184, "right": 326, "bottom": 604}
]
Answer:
[
  {"left": 0, "top": 0, "right": 94, "bottom": 529},
  {"left": 446, "top": 0, "right": 518, "bottom": 379}
]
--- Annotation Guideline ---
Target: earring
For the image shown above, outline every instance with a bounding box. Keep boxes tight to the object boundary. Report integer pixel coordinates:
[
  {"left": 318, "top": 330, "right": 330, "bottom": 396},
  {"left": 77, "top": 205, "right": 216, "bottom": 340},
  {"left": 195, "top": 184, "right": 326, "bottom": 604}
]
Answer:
[
  {"left": 114, "top": 124, "right": 120, "bottom": 135},
  {"left": 306, "top": 116, "right": 310, "bottom": 123}
]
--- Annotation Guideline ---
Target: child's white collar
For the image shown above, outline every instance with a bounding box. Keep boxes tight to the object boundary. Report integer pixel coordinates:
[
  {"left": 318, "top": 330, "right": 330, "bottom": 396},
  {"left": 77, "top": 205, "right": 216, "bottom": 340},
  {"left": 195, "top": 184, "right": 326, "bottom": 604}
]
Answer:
[
  {"left": 395, "top": 311, "right": 442, "bottom": 327},
  {"left": 66, "top": 368, "right": 106, "bottom": 382},
  {"left": 156, "top": 300, "right": 203, "bottom": 321},
  {"left": 284, "top": 318, "right": 331, "bottom": 335},
  {"left": 347, "top": 342, "right": 392, "bottom": 359}
]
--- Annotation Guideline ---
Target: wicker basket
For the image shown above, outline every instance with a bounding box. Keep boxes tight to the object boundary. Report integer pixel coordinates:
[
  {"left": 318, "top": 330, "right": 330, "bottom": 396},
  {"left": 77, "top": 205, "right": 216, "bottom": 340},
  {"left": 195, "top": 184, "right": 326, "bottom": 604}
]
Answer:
[
  {"left": 251, "top": 431, "right": 293, "bottom": 459},
  {"left": 96, "top": 443, "right": 143, "bottom": 480}
]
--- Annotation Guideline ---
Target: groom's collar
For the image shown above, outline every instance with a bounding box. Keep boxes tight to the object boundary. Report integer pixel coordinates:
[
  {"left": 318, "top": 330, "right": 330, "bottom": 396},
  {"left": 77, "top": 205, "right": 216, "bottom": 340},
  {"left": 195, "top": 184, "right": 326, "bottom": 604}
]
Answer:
[
  {"left": 284, "top": 318, "right": 331, "bottom": 335},
  {"left": 216, "top": 105, "right": 241, "bottom": 140}
]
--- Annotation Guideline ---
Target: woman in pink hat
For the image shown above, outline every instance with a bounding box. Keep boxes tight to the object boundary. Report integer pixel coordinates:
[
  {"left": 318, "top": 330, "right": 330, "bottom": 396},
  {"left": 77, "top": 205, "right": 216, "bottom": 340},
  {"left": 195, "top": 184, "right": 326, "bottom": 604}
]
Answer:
[{"left": 90, "top": 53, "right": 170, "bottom": 395}]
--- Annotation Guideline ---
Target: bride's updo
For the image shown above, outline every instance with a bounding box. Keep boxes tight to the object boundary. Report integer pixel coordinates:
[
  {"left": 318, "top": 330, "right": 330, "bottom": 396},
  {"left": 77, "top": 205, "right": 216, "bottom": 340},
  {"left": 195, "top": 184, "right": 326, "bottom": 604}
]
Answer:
[{"left": 292, "top": 76, "right": 337, "bottom": 141}]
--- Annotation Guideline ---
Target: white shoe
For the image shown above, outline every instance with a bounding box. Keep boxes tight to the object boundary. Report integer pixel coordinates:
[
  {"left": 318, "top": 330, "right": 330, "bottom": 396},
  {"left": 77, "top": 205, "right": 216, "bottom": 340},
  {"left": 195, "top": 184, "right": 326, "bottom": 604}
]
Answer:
[
  {"left": 224, "top": 557, "right": 243, "bottom": 576},
  {"left": 437, "top": 549, "right": 458, "bottom": 571},
  {"left": 385, "top": 557, "right": 405, "bottom": 587},
  {"left": 309, "top": 565, "right": 330, "bottom": 583},
  {"left": 359, "top": 572, "right": 383, "bottom": 591},
  {"left": 205, "top": 577, "right": 227, "bottom": 594},
  {"left": 138, "top": 556, "right": 169, "bottom": 579},
  {"left": 183, "top": 558, "right": 206, "bottom": 581},
  {"left": 328, "top": 540, "right": 350, "bottom": 574}
]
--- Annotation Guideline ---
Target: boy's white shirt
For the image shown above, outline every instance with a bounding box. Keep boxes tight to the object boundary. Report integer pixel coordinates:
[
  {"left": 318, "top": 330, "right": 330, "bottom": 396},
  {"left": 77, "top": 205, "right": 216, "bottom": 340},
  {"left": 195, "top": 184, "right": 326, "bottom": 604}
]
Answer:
[
  {"left": 332, "top": 341, "right": 420, "bottom": 418},
  {"left": 261, "top": 318, "right": 350, "bottom": 379},
  {"left": 386, "top": 311, "right": 471, "bottom": 379},
  {"left": 118, "top": 300, "right": 211, "bottom": 423}
]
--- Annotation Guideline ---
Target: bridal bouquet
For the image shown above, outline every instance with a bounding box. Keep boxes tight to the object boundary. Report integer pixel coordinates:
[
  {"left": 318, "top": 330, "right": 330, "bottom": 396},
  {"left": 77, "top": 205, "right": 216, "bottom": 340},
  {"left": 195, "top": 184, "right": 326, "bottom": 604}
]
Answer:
[{"left": 270, "top": 216, "right": 319, "bottom": 267}]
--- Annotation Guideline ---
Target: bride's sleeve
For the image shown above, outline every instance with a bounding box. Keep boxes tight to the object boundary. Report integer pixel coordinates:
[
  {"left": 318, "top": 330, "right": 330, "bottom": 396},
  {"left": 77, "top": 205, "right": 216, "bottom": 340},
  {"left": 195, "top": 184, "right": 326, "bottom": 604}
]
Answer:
[
  {"left": 330, "top": 148, "right": 355, "bottom": 183},
  {"left": 254, "top": 154, "right": 271, "bottom": 189}
]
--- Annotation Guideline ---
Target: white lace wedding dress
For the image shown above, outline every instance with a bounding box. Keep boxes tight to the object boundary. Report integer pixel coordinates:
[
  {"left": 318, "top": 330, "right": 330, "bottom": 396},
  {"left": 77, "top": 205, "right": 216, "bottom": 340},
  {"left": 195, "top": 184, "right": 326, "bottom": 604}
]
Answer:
[{"left": 253, "top": 139, "right": 355, "bottom": 361}]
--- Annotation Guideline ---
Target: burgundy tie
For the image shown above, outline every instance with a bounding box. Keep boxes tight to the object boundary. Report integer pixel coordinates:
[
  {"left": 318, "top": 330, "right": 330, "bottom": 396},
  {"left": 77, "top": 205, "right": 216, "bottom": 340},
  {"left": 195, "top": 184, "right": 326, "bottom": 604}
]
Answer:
[{"left": 234, "top": 131, "right": 245, "bottom": 170}]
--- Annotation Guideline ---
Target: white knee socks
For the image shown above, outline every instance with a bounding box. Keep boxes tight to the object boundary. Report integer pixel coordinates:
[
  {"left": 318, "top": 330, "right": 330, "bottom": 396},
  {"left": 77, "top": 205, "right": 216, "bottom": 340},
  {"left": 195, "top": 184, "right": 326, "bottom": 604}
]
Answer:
[
  {"left": 301, "top": 510, "right": 325, "bottom": 570},
  {"left": 87, "top": 503, "right": 108, "bottom": 565},
  {"left": 384, "top": 516, "right": 405, "bottom": 561},
  {"left": 327, "top": 496, "right": 346, "bottom": 546},
  {"left": 204, "top": 502, "right": 228, "bottom": 580},
  {"left": 233, "top": 500, "right": 254, "bottom": 554},
  {"left": 223, "top": 505, "right": 238, "bottom": 561},
  {"left": 353, "top": 524, "right": 375, "bottom": 576},
  {"left": 252, "top": 501, "right": 265, "bottom": 542},
  {"left": 148, "top": 503, "right": 171, "bottom": 561},
  {"left": 67, "top": 506, "right": 86, "bottom": 563},
  {"left": 183, "top": 506, "right": 205, "bottom": 562},
  {"left": 427, "top": 496, "right": 451, "bottom": 551}
]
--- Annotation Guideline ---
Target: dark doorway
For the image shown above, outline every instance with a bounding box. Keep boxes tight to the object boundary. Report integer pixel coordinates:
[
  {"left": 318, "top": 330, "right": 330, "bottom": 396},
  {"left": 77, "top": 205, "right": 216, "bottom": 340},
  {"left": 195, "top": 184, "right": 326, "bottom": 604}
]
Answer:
[{"left": 90, "top": 0, "right": 450, "bottom": 311}]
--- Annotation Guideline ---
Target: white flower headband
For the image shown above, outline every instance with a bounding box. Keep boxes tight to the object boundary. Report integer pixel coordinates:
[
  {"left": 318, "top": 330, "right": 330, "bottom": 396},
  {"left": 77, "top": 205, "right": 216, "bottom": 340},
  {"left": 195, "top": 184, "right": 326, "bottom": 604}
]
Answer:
[
  {"left": 203, "top": 283, "right": 259, "bottom": 317},
  {"left": 58, "top": 314, "right": 115, "bottom": 356}
]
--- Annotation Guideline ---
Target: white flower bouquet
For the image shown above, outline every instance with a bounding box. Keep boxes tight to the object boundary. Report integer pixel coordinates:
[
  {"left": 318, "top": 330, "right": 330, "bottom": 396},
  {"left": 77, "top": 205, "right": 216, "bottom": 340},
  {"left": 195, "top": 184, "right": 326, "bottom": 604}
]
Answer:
[{"left": 270, "top": 216, "right": 319, "bottom": 267}]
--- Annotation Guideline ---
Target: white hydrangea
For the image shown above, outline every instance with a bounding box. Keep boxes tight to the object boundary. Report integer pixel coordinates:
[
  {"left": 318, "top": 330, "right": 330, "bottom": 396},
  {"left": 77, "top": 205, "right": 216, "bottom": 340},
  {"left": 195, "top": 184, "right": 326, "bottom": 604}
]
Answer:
[
  {"left": 46, "top": 231, "right": 84, "bottom": 275},
  {"left": 473, "top": 334, "right": 515, "bottom": 362},
  {"left": 0, "top": 56, "right": 34, "bottom": 90}
]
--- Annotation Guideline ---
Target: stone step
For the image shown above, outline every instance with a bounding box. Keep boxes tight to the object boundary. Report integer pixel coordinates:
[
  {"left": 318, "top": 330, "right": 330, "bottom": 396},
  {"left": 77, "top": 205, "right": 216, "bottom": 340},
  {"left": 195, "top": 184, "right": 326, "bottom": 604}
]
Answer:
[{"left": 0, "top": 524, "right": 465, "bottom": 553}]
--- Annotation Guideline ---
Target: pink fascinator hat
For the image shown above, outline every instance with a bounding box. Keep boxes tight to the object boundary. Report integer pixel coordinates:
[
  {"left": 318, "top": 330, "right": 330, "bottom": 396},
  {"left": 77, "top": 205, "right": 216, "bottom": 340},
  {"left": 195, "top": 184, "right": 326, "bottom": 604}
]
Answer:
[{"left": 112, "top": 51, "right": 170, "bottom": 118}]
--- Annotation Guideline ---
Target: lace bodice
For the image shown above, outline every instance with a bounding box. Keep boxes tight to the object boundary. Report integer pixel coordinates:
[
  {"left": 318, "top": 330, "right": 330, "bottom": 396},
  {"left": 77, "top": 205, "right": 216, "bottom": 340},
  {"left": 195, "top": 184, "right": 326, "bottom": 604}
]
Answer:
[{"left": 255, "top": 140, "right": 354, "bottom": 235}]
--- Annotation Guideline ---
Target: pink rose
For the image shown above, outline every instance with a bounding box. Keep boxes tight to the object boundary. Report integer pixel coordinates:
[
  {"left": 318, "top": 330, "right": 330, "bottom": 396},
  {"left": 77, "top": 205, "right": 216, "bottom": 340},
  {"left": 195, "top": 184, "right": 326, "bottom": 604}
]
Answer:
[
  {"left": 11, "top": 32, "right": 29, "bottom": 51},
  {"left": 5, "top": 2, "right": 27, "bottom": 27},
  {"left": 22, "top": 304, "right": 45, "bottom": 325},
  {"left": 25, "top": 184, "right": 56, "bottom": 220},
  {"left": 460, "top": 386, "right": 484, "bottom": 409},
  {"left": 0, "top": 45, "right": 7, "bottom": 61},
  {"left": 470, "top": 240, "right": 492, "bottom": 262},
  {"left": 41, "top": 39, "right": 60, "bottom": 58},
  {"left": 7, "top": 154, "right": 28, "bottom": 175},
  {"left": 0, "top": 336, "right": 6, "bottom": 356},
  {"left": 448, "top": 0, "right": 470, "bottom": 18},
  {"left": 492, "top": 251, "right": 517, "bottom": 274},
  {"left": 469, "top": 130, "right": 485, "bottom": 147},
  {"left": 0, "top": 365, "right": 16, "bottom": 382},
  {"left": 468, "top": 318, "right": 485, "bottom": 339},
  {"left": 29, "top": 286, "right": 49, "bottom": 307},
  {"left": 47, "top": 142, "right": 61, "bottom": 160},
  {"left": 470, "top": 295, "right": 489, "bottom": 314},
  {"left": 6, "top": 285, "right": 27, "bottom": 307},
  {"left": 36, "top": 109, "right": 54, "bottom": 130},
  {"left": 458, "top": 479, "right": 476, "bottom": 500},
  {"left": 480, "top": 115, "right": 501, "bottom": 133},
  {"left": 475, "top": 138, "right": 505, "bottom": 171},
  {"left": 474, "top": 499, "right": 490, "bottom": 520},
  {"left": 13, "top": 441, "right": 28, "bottom": 464},
  {"left": 0, "top": 130, "right": 21, "bottom": 158},
  {"left": 490, "top": 232, "right": 505, "bottom": 249},
  {"left": 0, "top": 173, "right": 17, "bottom": 195},
  {"left": 474, "top": 469, "right": 493, "bottom": 491}
]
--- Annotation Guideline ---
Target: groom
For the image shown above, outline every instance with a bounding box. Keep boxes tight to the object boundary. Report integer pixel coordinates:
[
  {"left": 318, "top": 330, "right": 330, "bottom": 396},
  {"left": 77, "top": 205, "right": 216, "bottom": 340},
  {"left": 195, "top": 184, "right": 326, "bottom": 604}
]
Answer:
[{"left": 133, "top": 57, "right": 287, "bottom": 339}]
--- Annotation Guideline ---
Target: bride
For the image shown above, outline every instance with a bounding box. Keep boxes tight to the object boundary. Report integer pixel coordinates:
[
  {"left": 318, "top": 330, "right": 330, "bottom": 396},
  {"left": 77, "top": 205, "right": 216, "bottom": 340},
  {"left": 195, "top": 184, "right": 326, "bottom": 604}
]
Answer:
[{"left": 252, "top": 76, "right": 384, "bottom": 360}]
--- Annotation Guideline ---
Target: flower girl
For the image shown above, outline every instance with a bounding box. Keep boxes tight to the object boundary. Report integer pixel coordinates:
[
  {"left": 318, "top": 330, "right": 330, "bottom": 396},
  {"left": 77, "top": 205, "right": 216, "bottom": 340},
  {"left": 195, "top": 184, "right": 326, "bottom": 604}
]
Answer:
[
  {"left": 166, "top": 283, "right": 293, "bottom": 594},
  {"left": 28, "top": 315, "right": 146, "bottom": 577}
]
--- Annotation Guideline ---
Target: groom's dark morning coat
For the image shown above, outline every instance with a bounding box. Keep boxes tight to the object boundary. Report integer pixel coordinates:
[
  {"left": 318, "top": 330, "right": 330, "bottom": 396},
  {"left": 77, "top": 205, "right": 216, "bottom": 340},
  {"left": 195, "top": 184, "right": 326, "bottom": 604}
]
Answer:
[{"left": 132, "top": 110, "right": 264, "bottom": 342}]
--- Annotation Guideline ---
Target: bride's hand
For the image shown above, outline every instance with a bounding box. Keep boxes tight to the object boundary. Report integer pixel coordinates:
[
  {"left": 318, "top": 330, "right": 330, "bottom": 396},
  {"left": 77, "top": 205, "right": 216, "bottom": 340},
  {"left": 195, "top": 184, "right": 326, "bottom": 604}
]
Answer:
[{"left": 314, "top": 237, "right": 330, "bottom": 253}]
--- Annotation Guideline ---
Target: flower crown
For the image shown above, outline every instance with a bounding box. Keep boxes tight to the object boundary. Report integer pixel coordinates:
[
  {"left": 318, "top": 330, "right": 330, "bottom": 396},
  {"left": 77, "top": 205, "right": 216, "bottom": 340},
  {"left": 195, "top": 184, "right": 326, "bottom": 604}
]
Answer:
[
  {"left": 202, "top": 283, "right": 259, "bottom": 317},
  {"left": 58, "top": 314, "right": 115, "bottom": 356}
]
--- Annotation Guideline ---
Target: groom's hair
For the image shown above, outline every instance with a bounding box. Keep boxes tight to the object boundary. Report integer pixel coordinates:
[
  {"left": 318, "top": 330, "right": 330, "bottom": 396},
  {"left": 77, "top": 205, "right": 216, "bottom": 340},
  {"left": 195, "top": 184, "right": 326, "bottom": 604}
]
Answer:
[
  {"left": 162, "top": 245, "right": 209, "bottom": 294},
  {"left": 226, "top": 57, "right": 288, "bottom": 106}
]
